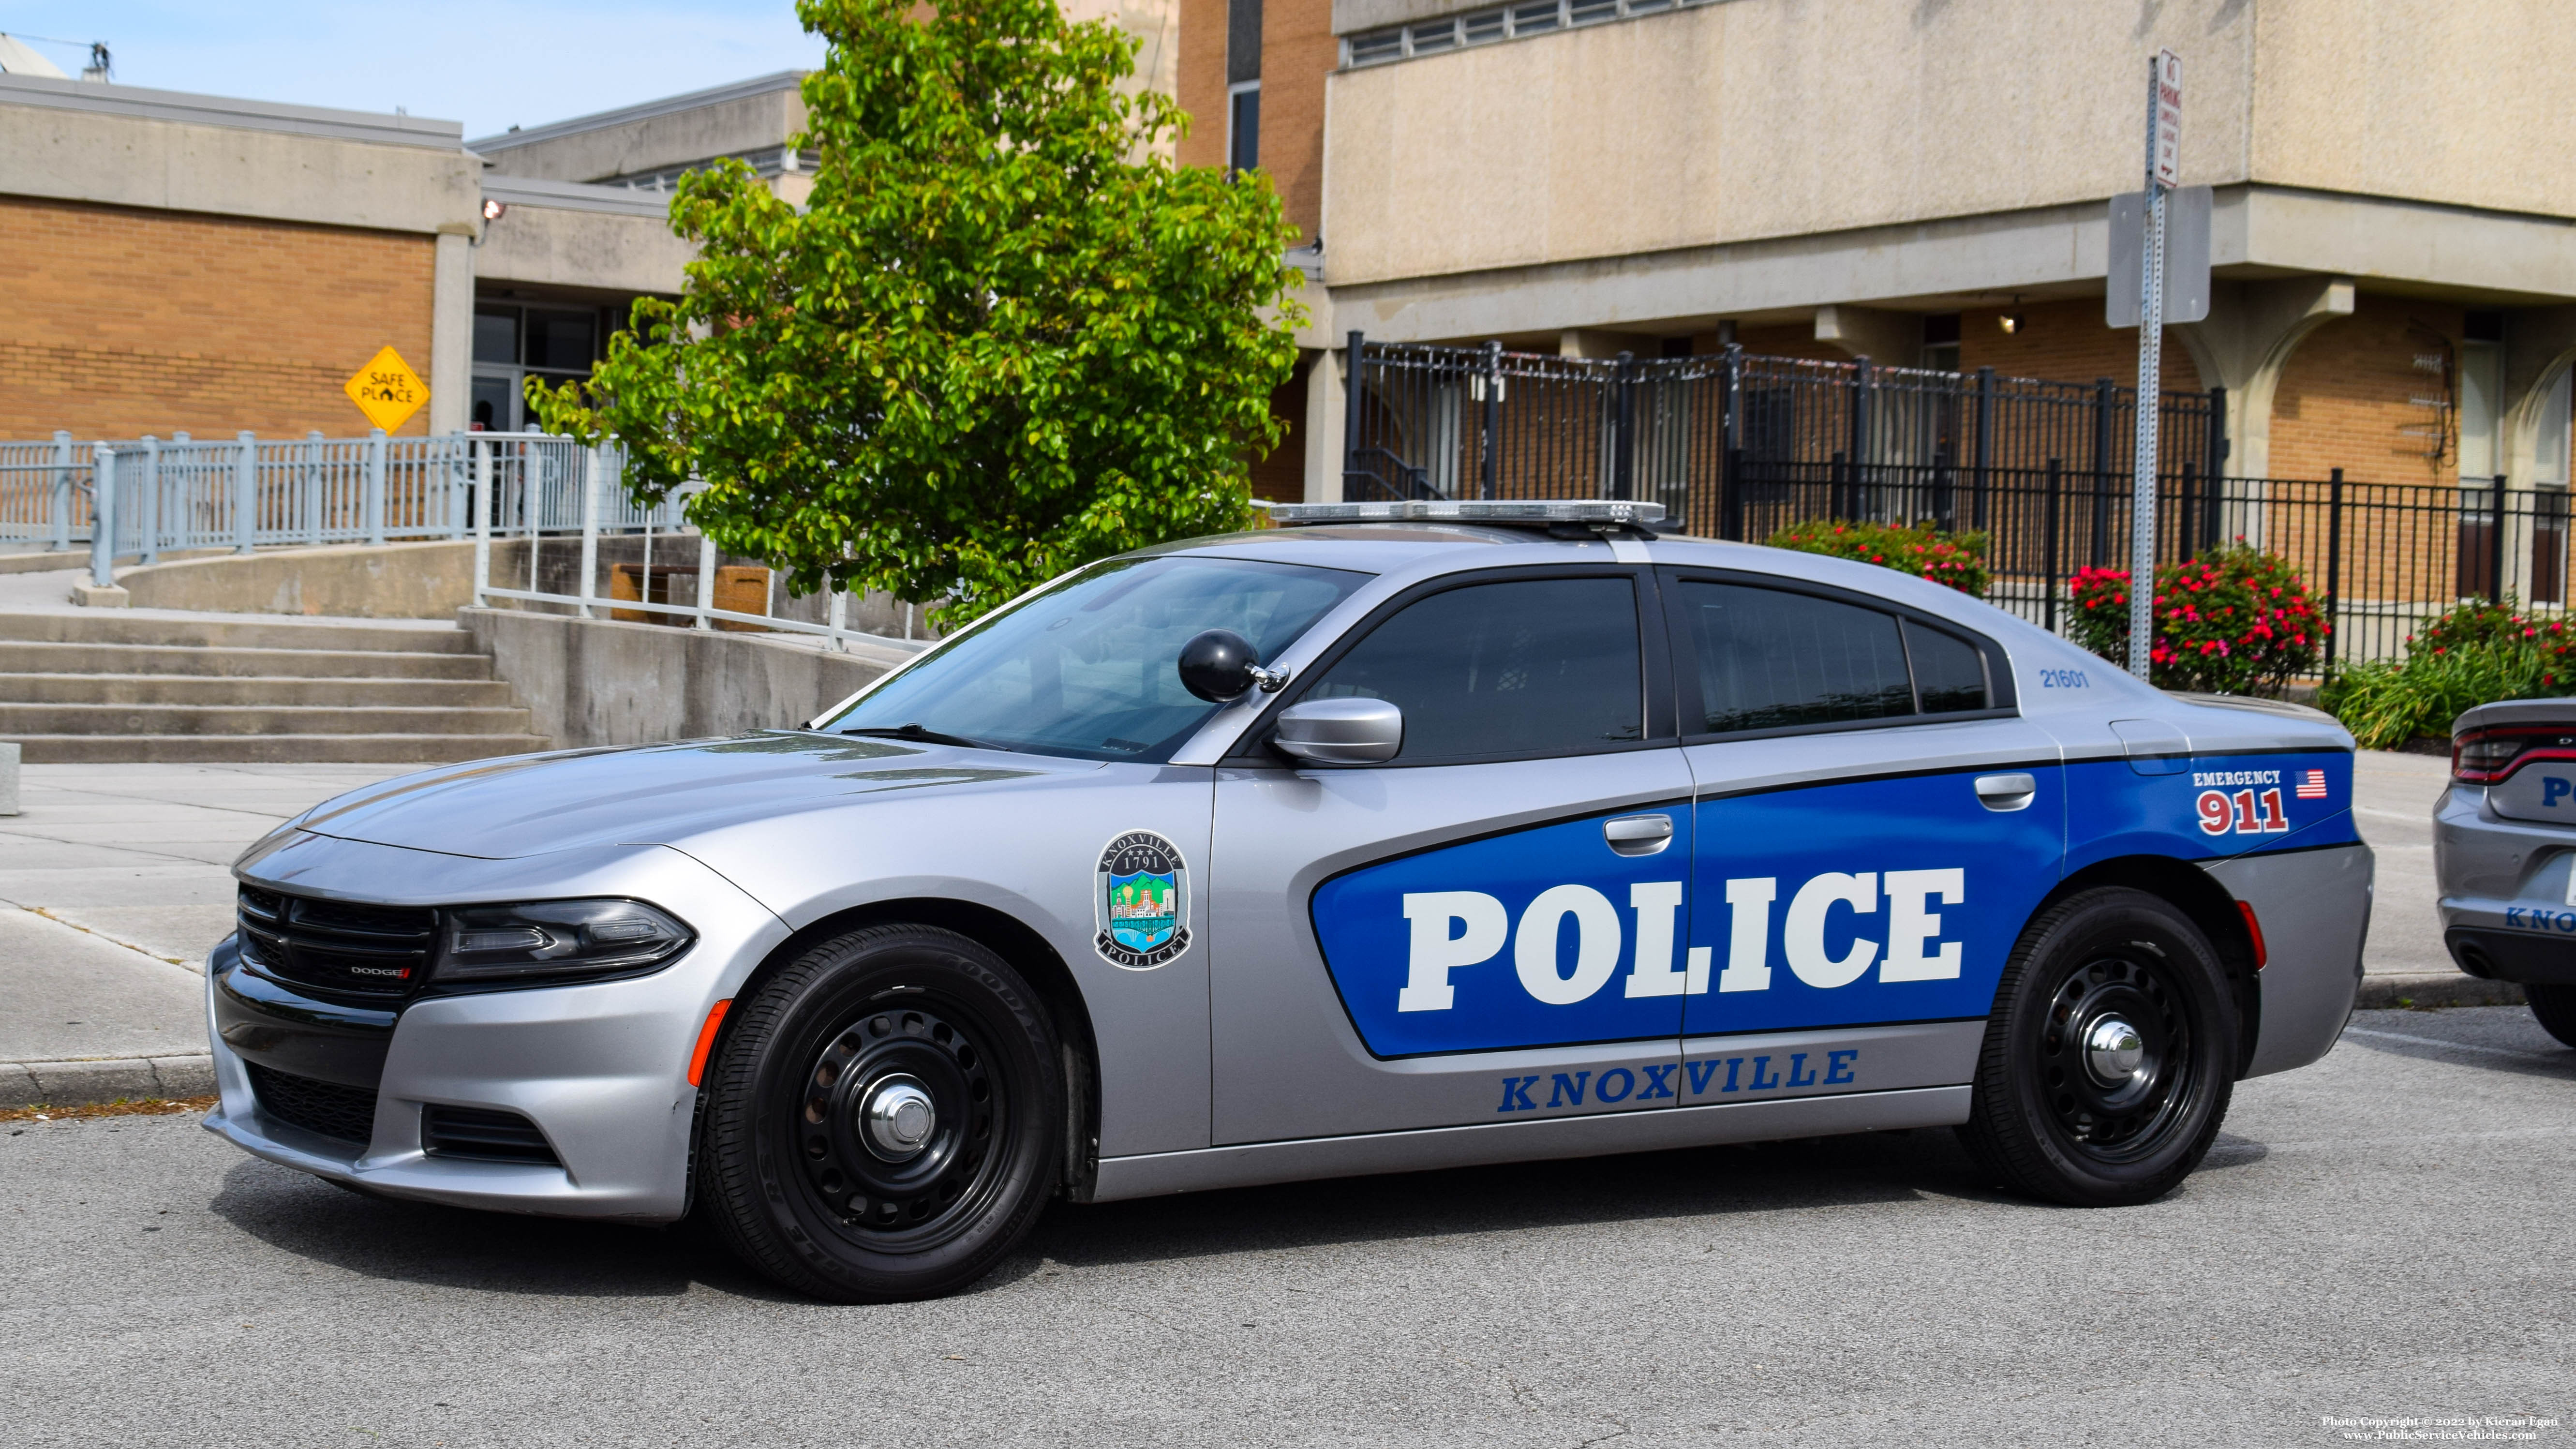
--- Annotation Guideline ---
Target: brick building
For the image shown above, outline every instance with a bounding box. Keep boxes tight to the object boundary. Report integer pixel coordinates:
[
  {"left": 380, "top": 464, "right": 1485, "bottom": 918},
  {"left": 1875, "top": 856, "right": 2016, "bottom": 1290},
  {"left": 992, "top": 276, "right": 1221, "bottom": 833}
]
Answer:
[
  {"left": 0, "top": 70, "right": 808, "bottom": 444},
  {"left": 0, "top": 0, "right": 1180, "bottom": 449},
  {"left": 1180, "top": 0, "right": 2576, "bottom": 522}
]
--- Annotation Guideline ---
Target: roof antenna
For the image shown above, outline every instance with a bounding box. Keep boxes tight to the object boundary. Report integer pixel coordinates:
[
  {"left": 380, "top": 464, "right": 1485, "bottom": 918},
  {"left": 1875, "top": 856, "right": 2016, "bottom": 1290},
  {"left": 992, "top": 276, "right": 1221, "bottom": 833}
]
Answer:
[{"left": 81, "top": 40, "right": 109, "bottom": 83}]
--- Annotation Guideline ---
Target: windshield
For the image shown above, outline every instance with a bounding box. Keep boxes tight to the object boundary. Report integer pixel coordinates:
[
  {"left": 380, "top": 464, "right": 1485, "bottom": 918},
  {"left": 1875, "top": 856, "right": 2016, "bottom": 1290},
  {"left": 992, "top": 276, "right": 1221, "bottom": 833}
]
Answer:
[{"left": 822, "top": 555, "right": 1369, "bottom": 762}]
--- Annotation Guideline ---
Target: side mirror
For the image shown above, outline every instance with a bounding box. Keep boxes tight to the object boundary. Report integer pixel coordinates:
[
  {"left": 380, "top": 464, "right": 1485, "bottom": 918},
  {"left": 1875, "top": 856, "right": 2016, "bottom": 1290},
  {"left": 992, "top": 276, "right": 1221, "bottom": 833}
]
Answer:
[
  {"left": 1178, "top": 629, "right": 1286, "bottom": 703},
  {"left": 1273, "top": 698, "right": 1403, "bottom": 765}
]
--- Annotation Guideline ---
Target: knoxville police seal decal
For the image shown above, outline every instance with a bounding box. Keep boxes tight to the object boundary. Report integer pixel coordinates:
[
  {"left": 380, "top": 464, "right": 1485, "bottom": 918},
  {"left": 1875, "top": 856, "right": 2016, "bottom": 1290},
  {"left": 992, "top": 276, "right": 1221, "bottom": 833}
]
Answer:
[{"left": 1095, "top": 830, "right": 1191, "bottom": 970}]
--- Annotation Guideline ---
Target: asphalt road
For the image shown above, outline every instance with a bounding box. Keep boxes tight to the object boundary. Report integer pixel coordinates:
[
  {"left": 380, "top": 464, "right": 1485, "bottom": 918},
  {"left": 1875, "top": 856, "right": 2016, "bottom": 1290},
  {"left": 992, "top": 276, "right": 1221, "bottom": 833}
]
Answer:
[{"left": 4, "top": 1007, "right": 2568, "bottom": 1449}]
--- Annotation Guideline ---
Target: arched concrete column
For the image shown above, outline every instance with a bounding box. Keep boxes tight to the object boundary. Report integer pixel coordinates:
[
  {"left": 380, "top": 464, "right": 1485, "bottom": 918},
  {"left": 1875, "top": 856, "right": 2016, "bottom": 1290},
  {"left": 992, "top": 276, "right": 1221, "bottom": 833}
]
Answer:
[
  {"left": 2503, "top": 306, "right": 2576, "bottom": 484},
  {"left": 1302, "top": 344, "right": 1346, "bottom": 503},
  {"left": 2174, "top": 276, "right": 2355, "bottom": 479}
]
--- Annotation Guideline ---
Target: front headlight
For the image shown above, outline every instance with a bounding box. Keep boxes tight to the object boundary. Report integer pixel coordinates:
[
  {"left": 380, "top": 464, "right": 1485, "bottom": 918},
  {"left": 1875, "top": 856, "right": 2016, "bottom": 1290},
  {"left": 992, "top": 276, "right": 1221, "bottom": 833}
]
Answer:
[{"left": 431, "top": 898, "right": 694, "bottom": 987}]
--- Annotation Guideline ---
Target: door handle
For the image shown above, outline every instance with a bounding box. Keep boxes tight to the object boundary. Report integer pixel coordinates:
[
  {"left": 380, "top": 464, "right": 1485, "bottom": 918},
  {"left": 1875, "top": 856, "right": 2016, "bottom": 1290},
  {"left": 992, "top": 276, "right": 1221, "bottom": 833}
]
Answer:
[
  {"left": 1974, "top": 773, "right": 2038, "bottom": 812},
  {"left": 1603, "top": 814, "right": 1675, "bottom": 855}
]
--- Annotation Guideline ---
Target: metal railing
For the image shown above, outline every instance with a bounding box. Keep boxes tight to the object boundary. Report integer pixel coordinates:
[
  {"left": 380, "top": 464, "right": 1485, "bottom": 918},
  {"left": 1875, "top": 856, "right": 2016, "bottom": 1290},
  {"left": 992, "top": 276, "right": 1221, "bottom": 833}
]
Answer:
[
  {"left": 16, "top": 425, "right": 917, "bottom": 652},
  {"left": 1341, "top": 336, "right": 2225, "bottom": 525},
  {"left": 1340, "top": 337, "right": 2576, "bottom": 669},
  {"left": 17, "top": 429, "right": 688, "bottom": 582},
  {"left": 455, "top": 439, "right": 925, "bottom": 653}
]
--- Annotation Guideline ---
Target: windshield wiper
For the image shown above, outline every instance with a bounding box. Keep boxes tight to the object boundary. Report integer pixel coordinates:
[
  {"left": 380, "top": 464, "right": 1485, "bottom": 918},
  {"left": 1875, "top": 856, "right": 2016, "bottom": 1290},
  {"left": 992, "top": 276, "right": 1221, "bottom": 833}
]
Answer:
[{"left": 839, "top": 723, "right": 1012, "bottom": 752}]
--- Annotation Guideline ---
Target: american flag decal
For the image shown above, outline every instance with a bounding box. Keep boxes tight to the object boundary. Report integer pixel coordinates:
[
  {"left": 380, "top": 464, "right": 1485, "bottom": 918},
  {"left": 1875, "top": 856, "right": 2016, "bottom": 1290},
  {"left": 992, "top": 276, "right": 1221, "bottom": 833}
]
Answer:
[{"left": 2295, "top": 769, "right": 2328, "bottom": 799}]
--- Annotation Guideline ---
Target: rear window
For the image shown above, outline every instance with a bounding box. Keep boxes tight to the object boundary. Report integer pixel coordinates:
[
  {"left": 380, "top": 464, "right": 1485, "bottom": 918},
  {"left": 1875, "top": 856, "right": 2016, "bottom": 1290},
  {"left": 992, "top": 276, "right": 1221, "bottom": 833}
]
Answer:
[{"left": 1676, "top": 581, "right": 1990, "bottom": 735}]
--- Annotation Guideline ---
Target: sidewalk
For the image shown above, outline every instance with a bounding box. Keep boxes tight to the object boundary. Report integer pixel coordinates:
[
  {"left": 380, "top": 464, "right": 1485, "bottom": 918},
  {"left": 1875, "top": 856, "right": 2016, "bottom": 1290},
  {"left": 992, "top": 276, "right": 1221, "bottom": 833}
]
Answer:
[{"left": 0, "top": 762, "right": 405, "bottom": 1105}]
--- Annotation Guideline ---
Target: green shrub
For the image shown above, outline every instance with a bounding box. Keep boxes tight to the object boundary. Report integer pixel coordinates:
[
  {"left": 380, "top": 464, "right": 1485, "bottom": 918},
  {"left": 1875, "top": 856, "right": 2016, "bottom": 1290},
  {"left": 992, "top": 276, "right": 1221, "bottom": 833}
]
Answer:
[
  {"left": 2317, "top": 598, "right": 2576, "bottom": 748},
  {"left": 2062, "top": 544, "right": 2327, "bottom": 696},
  {"left": 1763, "top": 519, "right": 1989, "bottom": 597},
  {"left": 2319, "top": 648, "right": 2559, "bottom": 750}
]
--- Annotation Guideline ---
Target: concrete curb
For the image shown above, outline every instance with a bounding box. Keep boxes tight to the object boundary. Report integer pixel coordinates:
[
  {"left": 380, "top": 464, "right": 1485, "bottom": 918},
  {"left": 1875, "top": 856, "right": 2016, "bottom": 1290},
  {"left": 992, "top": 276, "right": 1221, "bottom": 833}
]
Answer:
[
  {"left": 2355, "top": 973, "right": 2528, "bottom": 1010},
  {"left": 0, "top": 1054, "right": 214, "bottom": 1107}
]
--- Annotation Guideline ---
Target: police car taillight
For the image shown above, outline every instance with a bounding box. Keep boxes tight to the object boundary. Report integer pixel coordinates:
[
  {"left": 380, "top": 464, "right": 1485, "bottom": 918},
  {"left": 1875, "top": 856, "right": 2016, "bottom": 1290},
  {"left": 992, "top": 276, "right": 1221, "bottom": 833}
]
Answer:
[{"left": 2452, "top": 727, "right": 2576, "bottom": 784}]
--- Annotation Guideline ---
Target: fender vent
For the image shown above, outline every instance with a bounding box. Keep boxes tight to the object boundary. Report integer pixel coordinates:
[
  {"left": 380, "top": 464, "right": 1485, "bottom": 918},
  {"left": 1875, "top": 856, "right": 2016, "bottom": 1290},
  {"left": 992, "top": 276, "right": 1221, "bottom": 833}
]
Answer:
[{"left": 422, "top": 1105, "right": 562, "bottom": 1166}]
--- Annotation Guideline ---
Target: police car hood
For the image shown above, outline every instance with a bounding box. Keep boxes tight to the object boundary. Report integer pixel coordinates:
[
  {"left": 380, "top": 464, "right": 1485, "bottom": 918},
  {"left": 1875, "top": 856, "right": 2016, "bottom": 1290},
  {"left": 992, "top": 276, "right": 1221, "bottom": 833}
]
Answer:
[{"left": 284, "top": 732, "right": 1098, "bottom": 861}]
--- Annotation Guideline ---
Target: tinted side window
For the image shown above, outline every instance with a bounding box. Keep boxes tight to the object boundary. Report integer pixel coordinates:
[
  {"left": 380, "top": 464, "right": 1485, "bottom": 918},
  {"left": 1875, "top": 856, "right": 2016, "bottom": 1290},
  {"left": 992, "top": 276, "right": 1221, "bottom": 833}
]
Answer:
[
  {"left": 1680, "top": 582, "right": 1913, "bottom": 732},
  {"left": 1306, "top": 576, "right": 1643, "bottom": 761},
  {"left": 1906, "top": 619, "right": 1990, "bottom": 714}
]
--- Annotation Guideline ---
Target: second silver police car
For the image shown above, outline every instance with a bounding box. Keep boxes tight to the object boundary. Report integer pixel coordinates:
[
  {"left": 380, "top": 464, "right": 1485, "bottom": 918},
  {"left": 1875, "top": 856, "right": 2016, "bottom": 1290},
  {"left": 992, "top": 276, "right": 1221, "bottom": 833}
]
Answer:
[{"left": 205, "top": 500, "right": 2372, "bottom": 1301}]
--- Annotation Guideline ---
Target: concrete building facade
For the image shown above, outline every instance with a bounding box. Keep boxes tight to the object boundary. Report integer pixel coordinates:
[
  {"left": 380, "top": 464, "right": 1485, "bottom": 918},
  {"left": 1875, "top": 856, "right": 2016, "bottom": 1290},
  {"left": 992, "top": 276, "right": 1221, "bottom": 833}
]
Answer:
[{"left": 1180, "top": 0, "right": 2576, "bottom": 504}]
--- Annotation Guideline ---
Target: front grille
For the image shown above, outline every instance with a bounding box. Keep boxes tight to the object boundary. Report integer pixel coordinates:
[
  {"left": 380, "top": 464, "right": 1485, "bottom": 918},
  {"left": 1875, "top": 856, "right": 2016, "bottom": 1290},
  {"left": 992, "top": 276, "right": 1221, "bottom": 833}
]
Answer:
[
  {"left": 422, "top": 1105, "right": 563, "bottom": 1166},
  {"left": 238, "top": 886, "right": 437, "bottom": 1001},
  {"left": 247, "top": 1062, "right": 379, "bottom": 1144}
]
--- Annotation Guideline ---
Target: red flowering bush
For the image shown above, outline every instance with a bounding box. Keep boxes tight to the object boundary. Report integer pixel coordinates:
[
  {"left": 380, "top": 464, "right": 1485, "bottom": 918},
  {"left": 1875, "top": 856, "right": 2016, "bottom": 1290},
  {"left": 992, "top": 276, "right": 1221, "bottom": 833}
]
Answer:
[
  {"left": 1764, "top": 519, "right": 1989, "bottom": 597},
  {"left": 2064, "top": 544, "right": 2326, "bottom": 695},
  {"left": 2409, "top": 599, "right": 2576, "bottom": 680}
]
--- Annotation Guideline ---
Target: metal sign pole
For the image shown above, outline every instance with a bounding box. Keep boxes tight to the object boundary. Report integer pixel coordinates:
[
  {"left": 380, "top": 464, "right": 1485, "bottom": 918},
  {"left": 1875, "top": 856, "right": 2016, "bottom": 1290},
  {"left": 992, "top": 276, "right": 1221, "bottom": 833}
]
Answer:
[{"left": 2128, "top": 50, "right": 2181, "bottom": 681}]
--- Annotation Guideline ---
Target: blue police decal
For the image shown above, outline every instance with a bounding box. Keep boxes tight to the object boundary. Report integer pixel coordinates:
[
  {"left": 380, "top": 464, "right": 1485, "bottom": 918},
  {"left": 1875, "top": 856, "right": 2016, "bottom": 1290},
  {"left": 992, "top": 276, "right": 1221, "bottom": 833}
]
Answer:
[
  {"left": 1679, "top": 771, "right": 2063, "bottom": 1039},
  {"left": 2062, "top": 749, "right": 2356, "bottom": 876},
  {"left": 1311, "top": 810, "right": 1695, "bottom": 1056},
  {"left": 1094, "top": 830, "right": 1191, "bottom": 970},
  {"left": 1311, "top": 769, "right": 2068, "bottom": 1057}
]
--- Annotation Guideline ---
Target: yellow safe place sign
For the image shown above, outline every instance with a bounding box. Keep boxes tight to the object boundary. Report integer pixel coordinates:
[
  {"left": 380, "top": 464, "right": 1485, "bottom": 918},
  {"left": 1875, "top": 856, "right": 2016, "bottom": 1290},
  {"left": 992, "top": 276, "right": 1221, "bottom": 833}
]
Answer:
[{"left": 343, "top": 346, "right": 429, "bottom": 432}]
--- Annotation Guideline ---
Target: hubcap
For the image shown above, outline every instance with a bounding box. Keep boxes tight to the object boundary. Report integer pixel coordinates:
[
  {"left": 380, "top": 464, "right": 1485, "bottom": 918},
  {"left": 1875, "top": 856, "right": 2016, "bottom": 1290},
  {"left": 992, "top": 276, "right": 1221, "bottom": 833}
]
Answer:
[
  {"left": 2082, "top": 1016, "right": 2145, "bottom": 1085},
  {"left": 861, "top": 1075, "right": 936, "bottom": 1160},
  {"left": 2036, "top": 955, "right": 2197, "bottom": 1164},
  {"left": 784, "top": 1001, "right": 1004, "bottom": 1249}
]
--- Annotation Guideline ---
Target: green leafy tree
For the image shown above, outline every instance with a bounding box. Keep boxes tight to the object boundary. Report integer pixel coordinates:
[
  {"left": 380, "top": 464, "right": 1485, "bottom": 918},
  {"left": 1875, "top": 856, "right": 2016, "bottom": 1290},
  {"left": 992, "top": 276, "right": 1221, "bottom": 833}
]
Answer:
[{"left": 530, "top": 0, "right": 1305, "bottom": 621}]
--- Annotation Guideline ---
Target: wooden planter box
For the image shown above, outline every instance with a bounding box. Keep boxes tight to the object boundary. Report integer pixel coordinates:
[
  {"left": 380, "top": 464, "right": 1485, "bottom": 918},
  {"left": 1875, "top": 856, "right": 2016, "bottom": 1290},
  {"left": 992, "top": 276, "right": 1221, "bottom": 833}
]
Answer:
[{"left": 610, "top": 563, "right": 770, "bottom": 630}]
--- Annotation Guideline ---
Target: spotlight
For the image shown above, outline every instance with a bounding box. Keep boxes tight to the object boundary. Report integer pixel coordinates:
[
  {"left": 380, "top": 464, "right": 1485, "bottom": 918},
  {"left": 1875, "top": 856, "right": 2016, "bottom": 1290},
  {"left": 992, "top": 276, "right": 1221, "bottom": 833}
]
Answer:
[
  {"left": 482, "top": 198, "right": 508, "bottom": 223},
  {"left": 1998, "top": 312, "right": 2025, "bottom": 335}
]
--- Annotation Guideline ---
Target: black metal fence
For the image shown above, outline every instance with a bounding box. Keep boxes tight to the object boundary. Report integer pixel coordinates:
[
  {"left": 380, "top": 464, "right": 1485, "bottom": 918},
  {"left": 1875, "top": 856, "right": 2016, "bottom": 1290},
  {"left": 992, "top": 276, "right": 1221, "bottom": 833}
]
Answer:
[{"left": 1340, "top": 335, "right": 2560, "bottom": 667}]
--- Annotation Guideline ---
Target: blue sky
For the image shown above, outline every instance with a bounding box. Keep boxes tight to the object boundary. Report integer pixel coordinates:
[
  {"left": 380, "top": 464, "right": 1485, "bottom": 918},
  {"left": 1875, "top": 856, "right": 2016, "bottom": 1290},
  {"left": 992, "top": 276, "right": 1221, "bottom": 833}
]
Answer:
[{"left": 1, "top": 2, "right": 826, "bottom": 139}]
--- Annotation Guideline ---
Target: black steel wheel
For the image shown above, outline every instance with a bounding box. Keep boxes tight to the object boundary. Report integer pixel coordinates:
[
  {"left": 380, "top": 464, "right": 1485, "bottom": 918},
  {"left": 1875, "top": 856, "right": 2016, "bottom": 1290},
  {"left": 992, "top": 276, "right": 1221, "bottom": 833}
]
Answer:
[
  {"left": 1958, "top": 887, "right": 2238, "bottom": 1207},
  {"left": 697, "top": 924, "right": 1062, "bottom": 1302},
  {"left": 2528, "top": 983, "right": 2576, "bottom": 1049}
]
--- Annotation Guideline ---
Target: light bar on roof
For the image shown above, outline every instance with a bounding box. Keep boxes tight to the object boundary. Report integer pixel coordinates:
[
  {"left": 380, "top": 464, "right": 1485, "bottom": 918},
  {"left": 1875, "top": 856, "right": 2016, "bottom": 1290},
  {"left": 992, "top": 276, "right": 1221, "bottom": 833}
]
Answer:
[{"left": 1266, "top": 499, "right": 1667, "bottom": 526}]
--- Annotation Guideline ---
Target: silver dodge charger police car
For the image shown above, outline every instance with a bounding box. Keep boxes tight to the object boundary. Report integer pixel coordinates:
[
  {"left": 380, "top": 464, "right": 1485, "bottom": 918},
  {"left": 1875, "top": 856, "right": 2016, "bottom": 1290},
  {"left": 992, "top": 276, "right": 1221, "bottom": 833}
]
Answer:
[
  {"left": 2435, "top": 699, "right": 2576, "bottom": 1046},
  {"left": 206, "top": 500, "right": 2372, "bottom": 1302}
]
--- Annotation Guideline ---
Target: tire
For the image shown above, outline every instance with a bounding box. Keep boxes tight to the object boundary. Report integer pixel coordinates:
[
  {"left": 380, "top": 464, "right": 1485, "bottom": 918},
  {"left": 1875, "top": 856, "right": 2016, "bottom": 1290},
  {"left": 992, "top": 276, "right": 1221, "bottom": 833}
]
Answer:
[
  {"left": 2528, "top": 984, "right": 2576, "bottom": 1049},
  {"left": 1956, "top": 887, "right": 2239, "bottom": 1208},
  {"left": 696, "top": 924, "right": 1063, "bottom": 1303}
]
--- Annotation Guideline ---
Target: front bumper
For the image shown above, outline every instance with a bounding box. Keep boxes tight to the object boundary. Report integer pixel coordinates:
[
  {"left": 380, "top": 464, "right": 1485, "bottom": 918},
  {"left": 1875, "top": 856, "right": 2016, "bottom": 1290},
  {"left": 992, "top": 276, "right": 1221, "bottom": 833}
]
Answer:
[{"left": 202, "top": 836, "right": 789, "bottom": 1224}]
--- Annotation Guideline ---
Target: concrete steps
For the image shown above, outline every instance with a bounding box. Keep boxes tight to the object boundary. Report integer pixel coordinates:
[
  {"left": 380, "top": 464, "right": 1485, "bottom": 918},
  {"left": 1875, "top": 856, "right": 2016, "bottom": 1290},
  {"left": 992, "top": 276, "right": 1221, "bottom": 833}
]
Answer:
[
  {"left": 5, "top": 734, "right": 547, "bottom": 764},
  {"left": 0, "top": 611, "right": 548, "bottom": 763},
  {"left": 0, "top": 673, "right": 518, "bottom": 706},
  {"left": 0, "top": 641, "right": 494, "bottom": 679},
  {"left": 0, "top": 612, "right": 477, "bottom": 653}
]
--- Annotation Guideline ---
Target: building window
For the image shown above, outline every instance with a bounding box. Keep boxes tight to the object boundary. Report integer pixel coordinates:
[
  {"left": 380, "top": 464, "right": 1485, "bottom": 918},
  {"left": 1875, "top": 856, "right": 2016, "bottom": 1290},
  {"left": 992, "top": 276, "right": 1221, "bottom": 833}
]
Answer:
[
  {"left": 1343, "top": 0, "right": 1723, "bottom": 69},
  {"left": 471, "top": 302, "right": 607, "bottom": 432},
  {"left": 1227, "top": 83, "right": 1260, "bottom": 174},
  {"left": 1920, "top": 312, "right": 1961, "bottom": 373},
  {"left": 2458, "top": 322, "right": 2503, "bottom": 481},
  {"left": 1227, "top": 0, "right": 1261, "bottom": 175}
]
